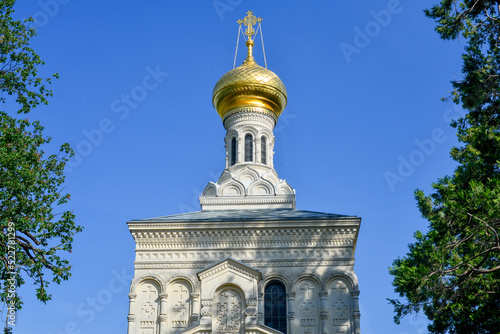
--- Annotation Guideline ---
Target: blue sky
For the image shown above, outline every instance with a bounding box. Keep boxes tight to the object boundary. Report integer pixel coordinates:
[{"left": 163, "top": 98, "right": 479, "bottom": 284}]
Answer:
[{"left": 5, "top": 1, "right": 466, "bottom": 333}]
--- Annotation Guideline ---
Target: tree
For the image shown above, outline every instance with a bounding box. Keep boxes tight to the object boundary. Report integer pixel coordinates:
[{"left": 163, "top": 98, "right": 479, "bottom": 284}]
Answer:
[
  {"left": 389, "top": 1, "right": 500, "bottom": 333},
  {"left": 0, "top": 1, "right": 82, "bottom": 332}
]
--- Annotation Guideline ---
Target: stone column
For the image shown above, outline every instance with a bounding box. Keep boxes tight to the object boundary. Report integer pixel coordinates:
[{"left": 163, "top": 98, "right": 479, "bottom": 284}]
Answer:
[
  {"left": 319, "top": 290, "right": 328, "bottom": 334},
  {"left": 287, "top": 292, "right": 296, "bottom": 332},
  {"left": 270, "top": 137, "right": 275, "bottom": 168},
  {"left": 224, "top": 139, "right": 229, "bottom": 168},
  {"left": 200, "top": 300, "right": 212, "bottom": 326},
  {"left": 237, "top": 137, "right": 243, "bottom": 163},
  {"left": 256, "top": 136, "right": 261, "bottom": 163},
  {"left": 352, "top": 290, "right": 361, "bottom": 334},
  {"left": 127, "top": 293, "right": 137, "bottom": 334},
  {"left": 258, "top": 292, "right": 264, "bottom": 323},
  {"left": 191, "top": 293, "right": 200, "bottom": 324},
  {"left": 245, "top": 299, "right": 258, "bottom": 326},
  {"left": 159, "top": 293, "right": 168, "bottom": 334}
]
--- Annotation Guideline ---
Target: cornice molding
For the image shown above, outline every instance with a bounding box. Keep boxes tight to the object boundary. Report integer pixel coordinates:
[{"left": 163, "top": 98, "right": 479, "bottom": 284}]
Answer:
[
  {"left": 128, "top": 218, "right": 361, "bottom": 229},
  {"left": 134, "top": 260, "right": 355, "bottom": 269},
  {"left": 224, "top": 111, "right": 275, "bottom": 130},
  {"left": 131, "top": 226, "right": 358, "bottom": 242}
]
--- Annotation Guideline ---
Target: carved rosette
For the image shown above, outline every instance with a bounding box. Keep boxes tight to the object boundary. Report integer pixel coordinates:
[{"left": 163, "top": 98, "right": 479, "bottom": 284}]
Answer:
[
  {"left": 245, "top": 298, "right": 257, "bottom": 317},
  {"left": 201, "top": 301, "right": 212, "bottom": 317},
  {"left": 245, "top": 306, "right": 257, "bottom": 317}
]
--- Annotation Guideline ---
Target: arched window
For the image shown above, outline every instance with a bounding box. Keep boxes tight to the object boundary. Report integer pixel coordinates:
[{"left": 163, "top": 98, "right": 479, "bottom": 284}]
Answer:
[
  {"left": 230, "top": 137, "right": 237, "bottom": 166},
  {"left": 264, "top": 281, "right": 287, "bottom": 333},
  {"left": 261, "top": 136, "right": 267, "bottom": 165},
  {"left": 245, "top": 134, "right": 253, "bottom": 162}
]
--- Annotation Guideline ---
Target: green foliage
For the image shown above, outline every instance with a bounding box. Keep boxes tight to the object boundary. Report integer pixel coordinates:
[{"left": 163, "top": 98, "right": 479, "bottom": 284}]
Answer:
[
  {"left": 0, "top": 1, "right": 82, "bottom": 332},
  {"left": 0, "top": 0, "right": 57, "bottom": 114},
  {"left": 389, "top": 1, "right": 500, "bottom": 333}
]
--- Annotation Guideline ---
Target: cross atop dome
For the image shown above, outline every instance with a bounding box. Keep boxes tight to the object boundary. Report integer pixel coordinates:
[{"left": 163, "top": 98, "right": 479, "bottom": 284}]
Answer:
[{"left": 237, "top": 10, "right": 262, "bottom": 39}]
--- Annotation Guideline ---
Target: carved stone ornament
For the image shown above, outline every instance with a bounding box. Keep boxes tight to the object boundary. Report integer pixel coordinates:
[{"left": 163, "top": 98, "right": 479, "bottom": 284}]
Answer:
[
  {"left": 245, "top": 306, "right": 257, "bottom": 317},
  {"left": 127, "top": 314, "right": 136, "bottom": 322},
  {"left": 247, "top": 299, "right": 257, "bottom": 306},
  {"left": 215, "top": 289, "right": 242, "bottom": 334},
  {"left": 201, "top": 306, "right": 212, "bottom": 317}
]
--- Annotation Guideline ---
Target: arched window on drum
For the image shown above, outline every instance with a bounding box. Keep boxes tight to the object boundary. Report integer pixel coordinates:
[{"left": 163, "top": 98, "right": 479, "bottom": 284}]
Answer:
[
  {"left": 230, "top": 137, "right": 237, "bottom": 166},
  {"left": 245, "top": 134, "right": 253, "bottom": 162},
  {"left": 261, "top": 136, "right": 267, "bottom": 165}
]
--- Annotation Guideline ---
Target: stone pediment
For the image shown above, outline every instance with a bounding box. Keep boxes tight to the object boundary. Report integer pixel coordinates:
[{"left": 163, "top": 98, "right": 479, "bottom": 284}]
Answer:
[
  {"left": 197, "top": 258, "right": 261, "bottom": 301},
  {"left": 198, "top": 258, "right": 261, "bottom": 280}
]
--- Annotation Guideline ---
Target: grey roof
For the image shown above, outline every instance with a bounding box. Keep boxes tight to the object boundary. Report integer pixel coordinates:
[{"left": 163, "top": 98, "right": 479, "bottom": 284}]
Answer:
[{"left": 130, "top": 209, "right": 356, "bottom": 223}]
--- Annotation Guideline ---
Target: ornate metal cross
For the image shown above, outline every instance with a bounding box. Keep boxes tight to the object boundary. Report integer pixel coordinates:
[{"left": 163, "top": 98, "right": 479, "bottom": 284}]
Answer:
[{"left": 237, "top": 10, "right": 262, "bottom": 38}]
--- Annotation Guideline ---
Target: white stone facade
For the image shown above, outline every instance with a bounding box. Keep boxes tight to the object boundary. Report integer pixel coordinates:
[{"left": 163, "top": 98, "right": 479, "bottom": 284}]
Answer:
[{"left": 127, "top": 210, "right": 361, "bottom": 334}]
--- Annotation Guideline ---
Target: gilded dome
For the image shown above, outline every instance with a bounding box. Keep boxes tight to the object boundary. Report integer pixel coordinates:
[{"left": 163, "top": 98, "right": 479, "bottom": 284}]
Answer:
[{"left": 212, "top": 60, "right": 287, "bottom": 122}]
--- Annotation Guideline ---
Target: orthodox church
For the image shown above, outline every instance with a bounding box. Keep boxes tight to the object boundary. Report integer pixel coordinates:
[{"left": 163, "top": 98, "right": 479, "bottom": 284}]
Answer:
[{"left": 127, "top": 11, "right": 361, "bottom": 334}]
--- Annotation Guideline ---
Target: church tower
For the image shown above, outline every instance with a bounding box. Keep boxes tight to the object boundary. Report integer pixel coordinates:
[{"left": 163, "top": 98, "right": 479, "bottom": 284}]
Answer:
[{"left": 127, "top": 11, "right": 361, "bottom": 334}]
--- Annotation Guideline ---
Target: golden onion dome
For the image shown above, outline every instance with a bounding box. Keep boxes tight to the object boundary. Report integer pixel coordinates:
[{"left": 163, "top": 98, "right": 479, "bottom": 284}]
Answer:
[{"left": 212, "top": 40, "right": 287, "bottom": 122}]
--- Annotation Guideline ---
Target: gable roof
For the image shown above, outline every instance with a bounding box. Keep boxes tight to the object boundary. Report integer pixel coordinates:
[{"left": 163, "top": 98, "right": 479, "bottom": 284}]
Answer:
[{"left": 129, "top": 208, "right": 356, "bottom": 223}]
